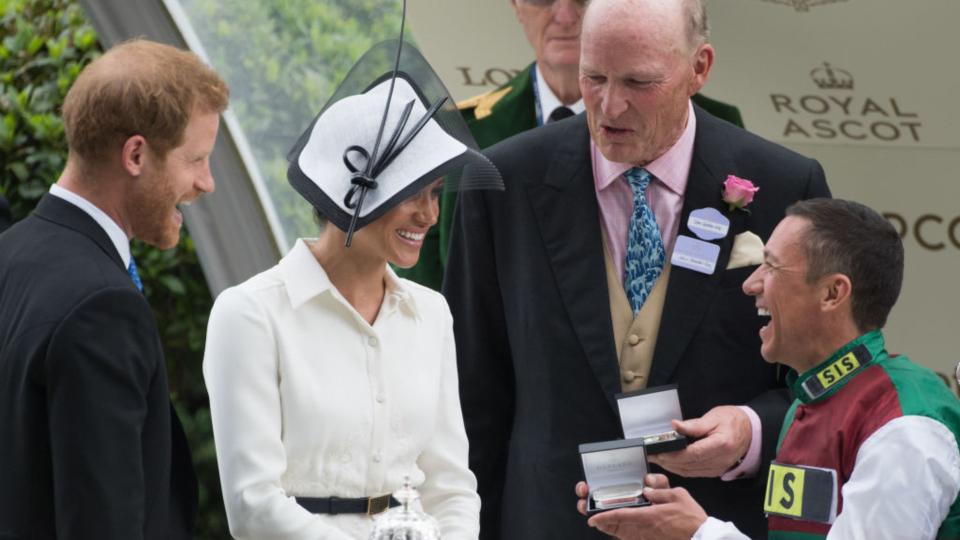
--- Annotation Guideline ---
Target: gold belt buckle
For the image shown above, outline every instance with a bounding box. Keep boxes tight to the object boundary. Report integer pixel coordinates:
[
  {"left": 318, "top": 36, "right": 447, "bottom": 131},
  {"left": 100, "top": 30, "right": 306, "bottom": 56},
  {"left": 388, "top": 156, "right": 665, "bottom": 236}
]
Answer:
[{"left": 366, "top": 493, "right": 392, "bottom": 516}]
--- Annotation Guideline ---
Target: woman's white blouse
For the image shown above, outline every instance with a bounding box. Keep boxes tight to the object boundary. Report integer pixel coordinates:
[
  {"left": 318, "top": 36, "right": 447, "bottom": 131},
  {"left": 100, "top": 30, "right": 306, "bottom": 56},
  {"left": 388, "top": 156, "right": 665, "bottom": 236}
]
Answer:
[{"left": 203, "top": 239, "right": 480, "bottom": 540}]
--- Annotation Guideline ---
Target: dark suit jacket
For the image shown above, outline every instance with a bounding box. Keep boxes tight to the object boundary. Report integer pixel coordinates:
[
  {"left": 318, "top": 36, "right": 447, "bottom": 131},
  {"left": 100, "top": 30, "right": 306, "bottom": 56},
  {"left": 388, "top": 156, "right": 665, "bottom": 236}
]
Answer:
[
  {"left": 0, "top": 195, "right": 197, "bottom": 539},
  {"left": 0, "top": 195, "right": 11, "bottom": 233},
  {"left": 444, "top": 106, "right": 830, "bottom": 539}
]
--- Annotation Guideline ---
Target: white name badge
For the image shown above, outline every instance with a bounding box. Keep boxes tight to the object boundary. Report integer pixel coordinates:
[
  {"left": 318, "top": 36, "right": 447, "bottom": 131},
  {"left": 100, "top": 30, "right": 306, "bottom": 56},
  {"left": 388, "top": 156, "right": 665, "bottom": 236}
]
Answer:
[
  {"left": 687, "top": 207, "right": 730, "bottom": 241},
  {"left": 671, "top": 235, "right": 720, "bottom": 275}
]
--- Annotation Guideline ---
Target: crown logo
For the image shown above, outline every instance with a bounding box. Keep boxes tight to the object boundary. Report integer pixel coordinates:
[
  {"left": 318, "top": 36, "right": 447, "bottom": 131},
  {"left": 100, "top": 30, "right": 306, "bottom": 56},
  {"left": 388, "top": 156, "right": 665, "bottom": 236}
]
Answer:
[
  {"left": 761, "top": 0, "right": 849, "bottom": 12},
  {"left": 810, "top": 62, "right": 854, "bottom": 90}
]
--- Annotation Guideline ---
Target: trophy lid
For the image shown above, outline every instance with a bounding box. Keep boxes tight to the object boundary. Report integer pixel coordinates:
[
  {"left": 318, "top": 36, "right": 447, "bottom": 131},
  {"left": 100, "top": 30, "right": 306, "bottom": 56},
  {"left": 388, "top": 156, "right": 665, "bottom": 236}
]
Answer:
[{"left": 368, "top": 476, "right": 442, "bottom": 540}]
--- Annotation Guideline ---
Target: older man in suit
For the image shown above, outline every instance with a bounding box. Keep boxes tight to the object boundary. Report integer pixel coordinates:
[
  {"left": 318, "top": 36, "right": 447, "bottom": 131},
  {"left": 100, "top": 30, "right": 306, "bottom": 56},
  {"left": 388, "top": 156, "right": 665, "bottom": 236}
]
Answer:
[
  {"left": 443, "top": 0, "right": 830, "bottom": 538},
  {"left": 0, "top": 40, "right": 228, "bottom": 539},
  {"left": 400, "top": 0, "right": 744, "bottom": 291}
]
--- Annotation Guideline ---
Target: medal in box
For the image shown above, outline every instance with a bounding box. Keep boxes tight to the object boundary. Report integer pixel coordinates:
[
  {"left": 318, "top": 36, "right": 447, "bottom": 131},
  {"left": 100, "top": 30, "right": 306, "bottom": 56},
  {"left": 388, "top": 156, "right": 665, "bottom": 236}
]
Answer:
[
  {"left": 579, "top": 438, "right": 651, "bottom": 514},
  {"left": 616, "top": 384, "right": 688, "bottom": 455}
]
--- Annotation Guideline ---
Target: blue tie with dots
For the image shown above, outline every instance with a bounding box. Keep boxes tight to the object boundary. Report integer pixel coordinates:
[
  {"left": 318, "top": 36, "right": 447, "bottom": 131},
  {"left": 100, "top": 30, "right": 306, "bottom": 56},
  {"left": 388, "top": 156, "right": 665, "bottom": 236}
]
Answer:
[
  {"left": 623, "top": 168, "right": 665, "bottom": 313},
  {"left": 127, "top": 257, "right": 144, "bottom": 293}
]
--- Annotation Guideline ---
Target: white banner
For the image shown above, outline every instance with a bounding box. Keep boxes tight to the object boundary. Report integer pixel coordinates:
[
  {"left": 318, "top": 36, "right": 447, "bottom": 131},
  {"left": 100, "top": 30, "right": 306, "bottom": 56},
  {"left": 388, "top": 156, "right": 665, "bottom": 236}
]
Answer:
[
  {"left": 408, "top": 0, "right": 530, "bottom": 102},
  {"left": 708, "top": 0, "right": 957, "bottom": 149}
]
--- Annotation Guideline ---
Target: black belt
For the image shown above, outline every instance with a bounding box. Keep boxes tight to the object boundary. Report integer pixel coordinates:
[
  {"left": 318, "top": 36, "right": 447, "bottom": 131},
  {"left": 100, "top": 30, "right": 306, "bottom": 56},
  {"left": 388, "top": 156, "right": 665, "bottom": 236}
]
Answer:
[{"left": 296, "top": 494, "right": 399, "bottom": 516}]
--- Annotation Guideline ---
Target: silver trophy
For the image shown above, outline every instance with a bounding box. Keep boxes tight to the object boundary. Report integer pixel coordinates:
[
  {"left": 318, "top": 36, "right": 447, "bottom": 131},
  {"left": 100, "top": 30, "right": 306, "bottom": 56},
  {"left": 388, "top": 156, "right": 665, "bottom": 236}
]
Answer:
[{"left": 368, "top": 476, "right": 441, "bottom": 540}]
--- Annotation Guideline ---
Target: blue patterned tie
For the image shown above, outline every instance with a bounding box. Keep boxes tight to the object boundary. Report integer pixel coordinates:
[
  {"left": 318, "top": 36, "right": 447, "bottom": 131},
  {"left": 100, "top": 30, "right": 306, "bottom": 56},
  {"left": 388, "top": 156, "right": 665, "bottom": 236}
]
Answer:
[
  {"left": 127, "top": 257, "right": 144, "bottom": 293},
  {"left": 623, "top": 168, "right": 665, "bottom": 313}
]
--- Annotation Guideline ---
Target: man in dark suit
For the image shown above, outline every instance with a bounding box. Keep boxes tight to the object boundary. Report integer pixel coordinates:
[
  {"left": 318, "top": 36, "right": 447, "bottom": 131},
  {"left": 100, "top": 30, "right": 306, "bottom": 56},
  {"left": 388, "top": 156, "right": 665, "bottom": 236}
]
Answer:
[
  {"left": 443, "top": 0, "right": 830, "bottom": 538},
  {"left": 0, "top": 194, "right": 11, "bottom": 232},
  {"left": 0, "top": 40, "right": 228, "bottom": 539}
]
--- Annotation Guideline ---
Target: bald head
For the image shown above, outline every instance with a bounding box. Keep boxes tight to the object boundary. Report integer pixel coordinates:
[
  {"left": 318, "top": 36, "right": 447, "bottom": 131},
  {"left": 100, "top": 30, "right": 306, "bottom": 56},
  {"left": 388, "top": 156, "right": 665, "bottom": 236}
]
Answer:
[
  {"left": 578, "top": 0, "right": 714, "bottom": 165},
  {"left": 583, "top": 0, "right": 708, "bottom": 54}
]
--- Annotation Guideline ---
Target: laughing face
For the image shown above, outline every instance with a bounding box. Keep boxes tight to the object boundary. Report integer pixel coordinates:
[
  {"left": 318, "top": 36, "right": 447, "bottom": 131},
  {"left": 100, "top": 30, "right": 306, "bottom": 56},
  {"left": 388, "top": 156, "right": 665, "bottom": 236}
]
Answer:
[
  {"left": 129, "top": 109, "right": 219, "bottom": 249},
  {"left": 352, "top": 178, "right": 443, "bottom": 268},
  {"left": 742, "top": 216, "right": 826, "bottom": 369}
]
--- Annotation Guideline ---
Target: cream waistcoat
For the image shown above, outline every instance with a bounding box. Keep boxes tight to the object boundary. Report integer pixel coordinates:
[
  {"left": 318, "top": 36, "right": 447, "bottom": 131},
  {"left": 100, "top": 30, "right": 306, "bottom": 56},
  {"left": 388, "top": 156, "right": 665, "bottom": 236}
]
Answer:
[{"left": 602, "top": 237, "right": 671, "bottom": 393}]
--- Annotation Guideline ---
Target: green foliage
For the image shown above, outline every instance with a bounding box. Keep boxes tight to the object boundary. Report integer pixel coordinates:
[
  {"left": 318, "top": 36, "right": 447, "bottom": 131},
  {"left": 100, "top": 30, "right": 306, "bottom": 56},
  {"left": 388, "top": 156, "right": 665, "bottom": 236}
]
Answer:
[
  {"left": 0, "top": 0, "right": 96, "bottom": 218},
  {"left": 2, "top": 0, "right": 409, "bottom": 537}
]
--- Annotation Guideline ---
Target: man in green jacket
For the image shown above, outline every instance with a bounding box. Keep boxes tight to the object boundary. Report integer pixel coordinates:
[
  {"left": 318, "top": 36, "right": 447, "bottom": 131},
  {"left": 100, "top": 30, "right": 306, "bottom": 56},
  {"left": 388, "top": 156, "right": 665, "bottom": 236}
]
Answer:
[{"left": 398, "top": 0, "right": 745, "bottom": 290}]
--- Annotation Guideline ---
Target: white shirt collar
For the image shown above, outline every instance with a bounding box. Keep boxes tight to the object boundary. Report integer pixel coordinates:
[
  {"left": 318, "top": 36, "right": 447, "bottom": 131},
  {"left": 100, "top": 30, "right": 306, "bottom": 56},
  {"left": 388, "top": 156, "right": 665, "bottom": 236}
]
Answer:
[
  {"left": 534, "top": 63, "right": 585, "bottom": 122},
  {"left": 48, "top": 184, "right": 131, "bottom": 267},
  {"left": 279, "top": 239, "right": 420, "bottom": 320}
]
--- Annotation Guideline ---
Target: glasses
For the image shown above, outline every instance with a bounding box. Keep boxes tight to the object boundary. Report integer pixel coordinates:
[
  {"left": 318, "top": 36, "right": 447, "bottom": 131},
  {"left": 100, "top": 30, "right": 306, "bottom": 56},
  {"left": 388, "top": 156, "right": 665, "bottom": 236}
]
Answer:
[{"left": 519, "top": 0, "right": 589, "bottom": 7}]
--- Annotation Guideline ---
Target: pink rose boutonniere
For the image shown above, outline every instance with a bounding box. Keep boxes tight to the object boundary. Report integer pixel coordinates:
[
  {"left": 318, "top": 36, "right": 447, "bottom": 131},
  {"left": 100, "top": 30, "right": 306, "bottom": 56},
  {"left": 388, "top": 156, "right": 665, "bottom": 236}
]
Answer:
[{"left": 722, "top": 175, "right": 759, "bottom": 212}]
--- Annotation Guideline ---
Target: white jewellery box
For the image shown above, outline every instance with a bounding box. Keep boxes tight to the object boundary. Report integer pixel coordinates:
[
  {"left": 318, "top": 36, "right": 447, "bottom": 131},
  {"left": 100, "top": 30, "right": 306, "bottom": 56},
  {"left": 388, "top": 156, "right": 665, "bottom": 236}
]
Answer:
[
  {"left": 616, "top": 384, "right": 689, "bottom": 455},
  {"left": 579, "top": 438, "right": 651, "bottom": 514}
]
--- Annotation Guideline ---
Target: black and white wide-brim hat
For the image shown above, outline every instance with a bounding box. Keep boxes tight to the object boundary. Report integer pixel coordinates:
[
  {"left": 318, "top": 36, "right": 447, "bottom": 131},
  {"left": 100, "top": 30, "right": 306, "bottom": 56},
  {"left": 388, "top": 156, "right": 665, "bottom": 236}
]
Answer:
[{"left": 287, "top": 40, "right": 502, "bottom": 244}]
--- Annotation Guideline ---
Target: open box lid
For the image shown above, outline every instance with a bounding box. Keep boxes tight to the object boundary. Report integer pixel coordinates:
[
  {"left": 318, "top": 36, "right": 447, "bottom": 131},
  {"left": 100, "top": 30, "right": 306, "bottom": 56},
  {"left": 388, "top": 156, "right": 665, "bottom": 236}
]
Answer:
[
  {"left": 578, "top": 438, "right": 648, "bottom": 492},
  {"left": 616, "top": 384, "right": 684, "bottom": 439}
]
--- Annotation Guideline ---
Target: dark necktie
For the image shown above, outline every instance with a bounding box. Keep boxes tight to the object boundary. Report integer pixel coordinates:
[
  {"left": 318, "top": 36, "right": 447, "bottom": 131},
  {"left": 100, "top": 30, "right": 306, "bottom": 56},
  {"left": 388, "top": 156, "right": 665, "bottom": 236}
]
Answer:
[
  {"left": 548, "top": 106, "right": 574, "bottom": 123},
  {"left": 623, "top": 168, "right": 665, "bottom": 313},
  {"left": 127, "top": 257, "right": 144, "bottom": 293}
]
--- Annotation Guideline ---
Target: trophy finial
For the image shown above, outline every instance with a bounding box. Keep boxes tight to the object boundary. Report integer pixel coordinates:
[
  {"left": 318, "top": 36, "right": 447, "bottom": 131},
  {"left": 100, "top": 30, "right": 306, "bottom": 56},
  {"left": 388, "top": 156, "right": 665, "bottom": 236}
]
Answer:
[
  {"left": 394, "top": 475, "right": 419, "bottom": 511},
  {"left": 367, "top": 476, "right": 442, "bottom": 540}
]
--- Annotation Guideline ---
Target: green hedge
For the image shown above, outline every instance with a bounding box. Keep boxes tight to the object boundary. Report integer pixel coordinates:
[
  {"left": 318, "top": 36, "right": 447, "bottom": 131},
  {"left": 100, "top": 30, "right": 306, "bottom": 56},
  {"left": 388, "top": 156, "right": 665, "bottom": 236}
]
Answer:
[{"left": 0, "top": 0, "right": 227, "bottom": 536}]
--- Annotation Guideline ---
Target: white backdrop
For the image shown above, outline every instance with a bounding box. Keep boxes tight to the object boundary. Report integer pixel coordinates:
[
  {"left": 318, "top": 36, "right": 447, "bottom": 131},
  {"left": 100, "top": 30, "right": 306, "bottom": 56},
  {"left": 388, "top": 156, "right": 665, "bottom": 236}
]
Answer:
[{"left": 407, "top": 0, "right": 960, "bottom": 389}]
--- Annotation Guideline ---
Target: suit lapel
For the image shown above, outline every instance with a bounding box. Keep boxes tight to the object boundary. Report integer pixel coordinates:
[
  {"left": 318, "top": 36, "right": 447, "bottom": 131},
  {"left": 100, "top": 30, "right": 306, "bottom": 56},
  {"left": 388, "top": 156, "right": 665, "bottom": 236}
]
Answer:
[
  {"left": 525, "top": 116, "right": 622, "bottom": 414},
  {"left": 649, "top": 107, "right": 746, "bottom": 386},
  {"left": 33, "top": 194, "right": 126, "bottom": 270}
]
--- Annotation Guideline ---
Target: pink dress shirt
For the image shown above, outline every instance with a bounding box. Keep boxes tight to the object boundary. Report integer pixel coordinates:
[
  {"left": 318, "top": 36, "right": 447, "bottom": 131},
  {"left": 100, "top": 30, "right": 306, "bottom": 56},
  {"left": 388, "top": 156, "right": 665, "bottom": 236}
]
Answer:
[{"left": 591, "top": 100, "right": 696, "bottom": 280}]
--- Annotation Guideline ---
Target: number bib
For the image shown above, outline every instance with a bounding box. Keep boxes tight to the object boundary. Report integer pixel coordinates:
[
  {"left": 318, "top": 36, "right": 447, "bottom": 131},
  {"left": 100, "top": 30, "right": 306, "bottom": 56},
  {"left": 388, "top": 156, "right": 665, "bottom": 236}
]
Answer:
[{"left": 764, "top": 462, "right": 838, "bottom": 524}]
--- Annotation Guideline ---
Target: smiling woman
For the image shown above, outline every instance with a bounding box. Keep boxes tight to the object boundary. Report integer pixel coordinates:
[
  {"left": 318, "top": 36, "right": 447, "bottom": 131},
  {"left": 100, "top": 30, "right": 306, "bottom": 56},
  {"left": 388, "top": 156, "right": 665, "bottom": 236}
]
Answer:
[
  {"left": 350, "top": 178, "right": 444, "bottom": 269},
  {"left": 201, "top": 37, "right": 501, "bottom": 539}
]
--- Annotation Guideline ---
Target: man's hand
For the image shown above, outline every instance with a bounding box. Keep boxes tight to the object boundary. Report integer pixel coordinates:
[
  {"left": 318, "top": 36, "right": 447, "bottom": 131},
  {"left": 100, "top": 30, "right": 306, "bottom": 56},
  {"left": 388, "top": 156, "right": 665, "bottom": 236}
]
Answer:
[
  {"left": 575, "top": 475, "right": 708, "bottom": 540},
  {"left": 576, "top": 481, "right": 590, "bottom": 516},
  {"left": 648, "top": 405, "right": 751, "bottom": 477}
]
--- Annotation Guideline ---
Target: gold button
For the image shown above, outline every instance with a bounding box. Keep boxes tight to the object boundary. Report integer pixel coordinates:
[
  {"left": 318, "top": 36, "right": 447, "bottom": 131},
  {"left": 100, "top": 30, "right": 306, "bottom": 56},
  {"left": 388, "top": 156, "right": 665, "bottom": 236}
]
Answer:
[{"left": 628, "top": 334, "right": 641, "bottom": 346}]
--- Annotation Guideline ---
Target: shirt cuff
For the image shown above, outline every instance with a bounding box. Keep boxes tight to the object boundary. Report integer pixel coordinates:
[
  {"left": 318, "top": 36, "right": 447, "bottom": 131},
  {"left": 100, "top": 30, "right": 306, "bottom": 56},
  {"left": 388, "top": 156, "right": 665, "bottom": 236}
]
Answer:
[
  {"left": 692, "top": 516, "right": 750, "bottom": 540},
  {"left": 720, "top": 405, "right": 761, "bottom": 481}
]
